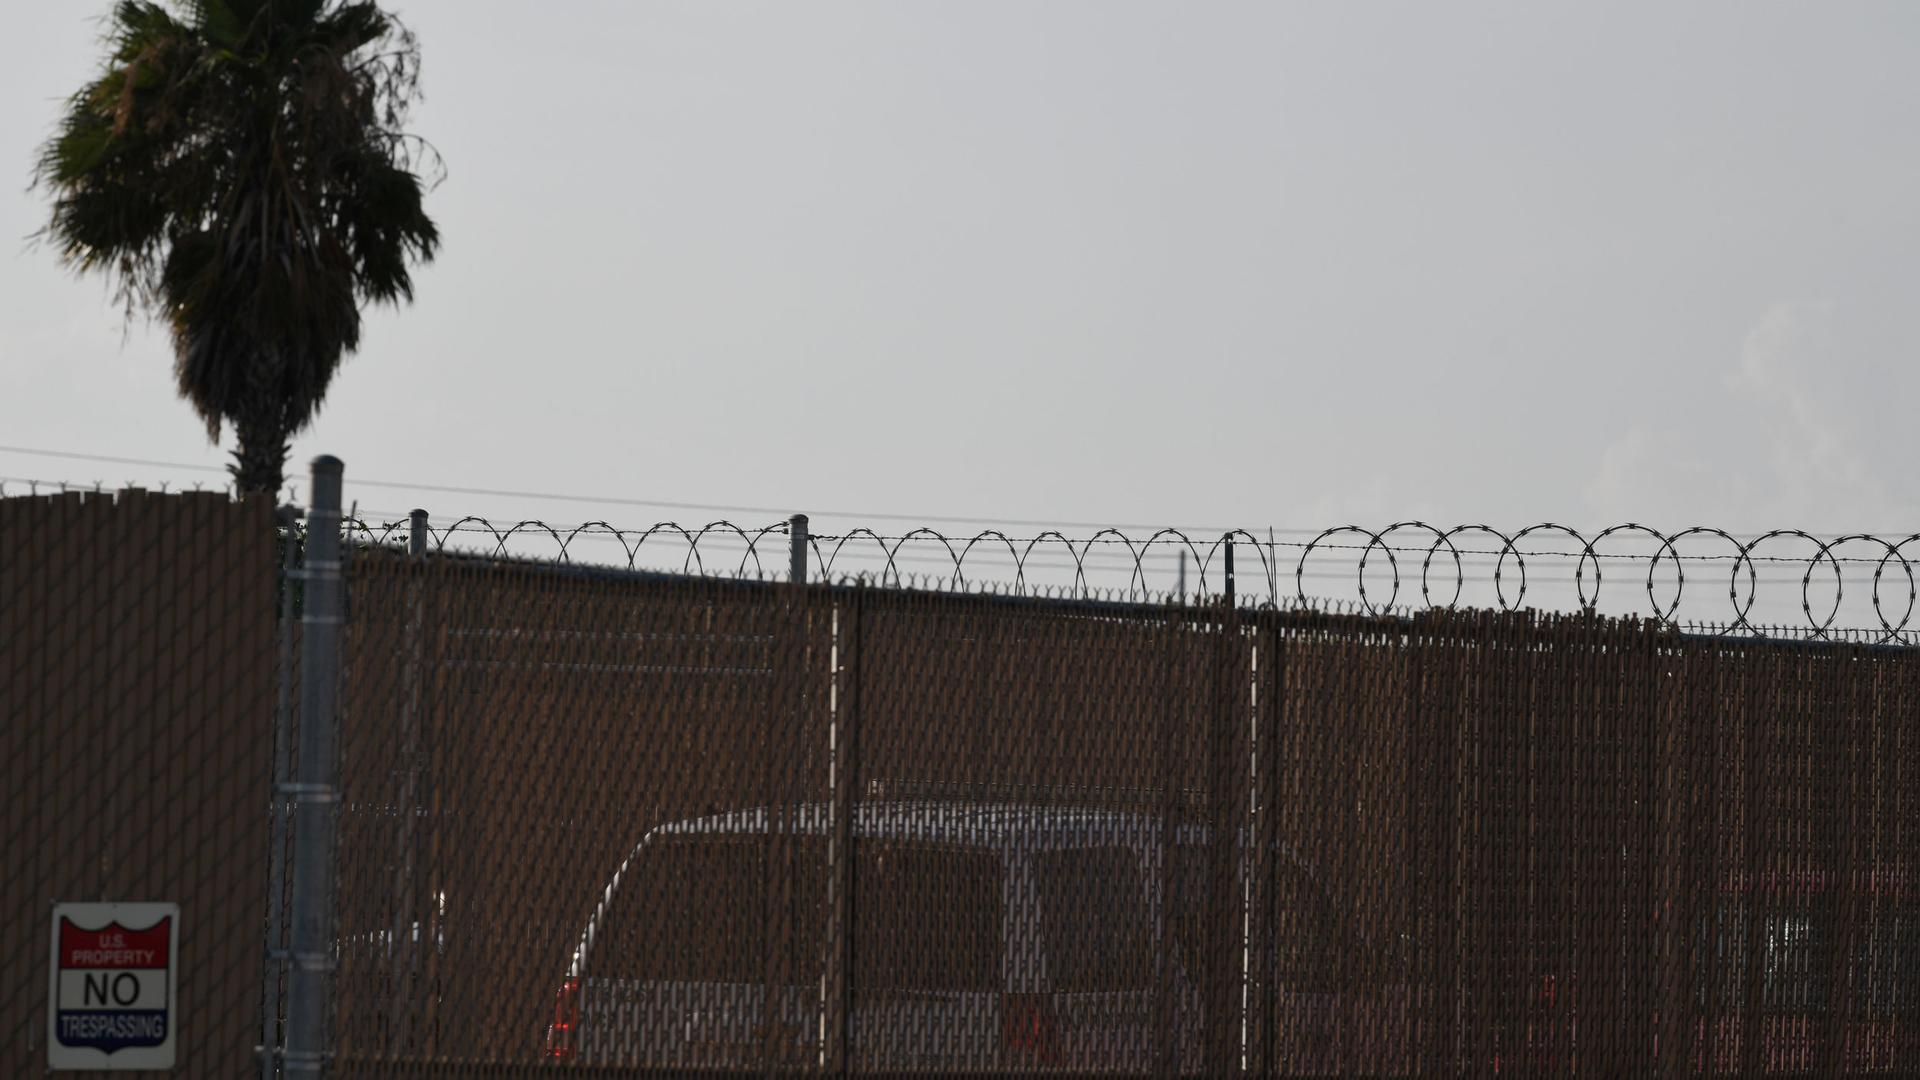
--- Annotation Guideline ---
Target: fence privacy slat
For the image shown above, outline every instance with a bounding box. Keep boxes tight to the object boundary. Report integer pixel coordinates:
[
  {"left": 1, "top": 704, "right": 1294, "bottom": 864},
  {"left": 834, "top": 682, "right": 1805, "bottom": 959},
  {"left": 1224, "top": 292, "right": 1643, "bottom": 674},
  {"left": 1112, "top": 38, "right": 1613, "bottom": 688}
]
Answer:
[{"left": 0, "top": 490, "right": 276, "bottom": 1078}]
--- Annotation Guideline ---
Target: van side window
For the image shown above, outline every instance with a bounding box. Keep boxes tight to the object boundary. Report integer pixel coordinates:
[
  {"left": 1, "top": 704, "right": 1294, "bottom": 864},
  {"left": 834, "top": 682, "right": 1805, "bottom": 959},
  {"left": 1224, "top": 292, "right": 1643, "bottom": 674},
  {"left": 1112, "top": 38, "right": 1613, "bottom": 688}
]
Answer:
[
  {"left": 1761, "top": 909, "right": 1829, "bottom": 1012},
  {"left": 854, "top": 843, "right": 1002, "bottom": 993},
  {"left": 1694, "top": 902, "right": 1749, "bottom": 1008},
  {"left": 1033, "top": 847, "right": 1154, "bottom": 991},
  {"left": 1857, "top": 904, "right": 1918, "bottom": 1016},
  {"left": 1696, "top": 901, "right": 1839, "bottom": 1014},
  {"left": 1696, "top": 897, "right": 1918, "bottom": 1016}
]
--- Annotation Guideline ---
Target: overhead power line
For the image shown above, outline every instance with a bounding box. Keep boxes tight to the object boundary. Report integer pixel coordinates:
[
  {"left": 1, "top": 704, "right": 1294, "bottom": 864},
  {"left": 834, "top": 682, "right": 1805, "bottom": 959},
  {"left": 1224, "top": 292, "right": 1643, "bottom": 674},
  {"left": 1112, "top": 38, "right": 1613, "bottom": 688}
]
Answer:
[
  {"left": 0, "top": 444, "right": 1296, "bottom": 533},
  {"left": 3, "top": 442, "right": 1911, "bottom": 540}
]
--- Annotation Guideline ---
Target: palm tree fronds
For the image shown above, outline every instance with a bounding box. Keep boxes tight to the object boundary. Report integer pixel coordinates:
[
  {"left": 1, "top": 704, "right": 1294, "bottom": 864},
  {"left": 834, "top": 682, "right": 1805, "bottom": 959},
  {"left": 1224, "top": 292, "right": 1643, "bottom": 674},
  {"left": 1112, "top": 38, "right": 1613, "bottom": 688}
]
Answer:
[{"left": 36, "top": 0, "right": 439, "bottom": 494}]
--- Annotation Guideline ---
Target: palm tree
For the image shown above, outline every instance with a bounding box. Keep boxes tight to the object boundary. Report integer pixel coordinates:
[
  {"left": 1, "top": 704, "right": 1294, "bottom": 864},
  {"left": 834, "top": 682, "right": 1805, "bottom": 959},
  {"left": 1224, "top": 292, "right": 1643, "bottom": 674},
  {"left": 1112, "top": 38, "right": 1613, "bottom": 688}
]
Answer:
[{"left": 36, "top": 0, "right": 439, "bottom": 495}]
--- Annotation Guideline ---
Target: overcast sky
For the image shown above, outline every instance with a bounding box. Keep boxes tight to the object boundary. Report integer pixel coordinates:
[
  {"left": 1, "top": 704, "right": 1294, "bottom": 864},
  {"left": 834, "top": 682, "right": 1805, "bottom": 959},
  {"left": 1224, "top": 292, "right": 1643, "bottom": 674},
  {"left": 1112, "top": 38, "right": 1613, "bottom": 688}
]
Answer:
[{"left": 5, "top": 2, "right": 1918, "bottom": 603}]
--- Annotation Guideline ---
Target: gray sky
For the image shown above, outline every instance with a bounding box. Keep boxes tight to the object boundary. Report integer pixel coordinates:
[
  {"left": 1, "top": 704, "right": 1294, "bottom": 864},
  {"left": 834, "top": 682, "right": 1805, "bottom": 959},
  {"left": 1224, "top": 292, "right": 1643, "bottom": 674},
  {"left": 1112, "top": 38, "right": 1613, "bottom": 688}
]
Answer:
[{"left": 5, "top": 2, "right": 1918, "bottom": 617}]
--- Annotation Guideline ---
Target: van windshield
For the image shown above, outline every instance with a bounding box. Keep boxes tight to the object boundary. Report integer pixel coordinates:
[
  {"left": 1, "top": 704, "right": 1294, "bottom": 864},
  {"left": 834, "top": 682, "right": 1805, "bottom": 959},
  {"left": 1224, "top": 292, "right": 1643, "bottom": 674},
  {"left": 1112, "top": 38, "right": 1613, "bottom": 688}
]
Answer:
[{"left": 589, "top": 835, "right": 827, "bottom": 985}]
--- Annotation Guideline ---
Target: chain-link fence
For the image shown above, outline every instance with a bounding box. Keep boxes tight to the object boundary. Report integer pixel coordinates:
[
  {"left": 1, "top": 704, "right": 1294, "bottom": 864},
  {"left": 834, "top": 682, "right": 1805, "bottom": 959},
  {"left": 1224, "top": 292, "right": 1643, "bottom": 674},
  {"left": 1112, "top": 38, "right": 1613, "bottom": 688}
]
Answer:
[
  {"left": 325, "top": 546, "right": 1920, "bottom": 1077},
  {"left": 7, "top": 475, "right": 1920, "bottom": 1077}
]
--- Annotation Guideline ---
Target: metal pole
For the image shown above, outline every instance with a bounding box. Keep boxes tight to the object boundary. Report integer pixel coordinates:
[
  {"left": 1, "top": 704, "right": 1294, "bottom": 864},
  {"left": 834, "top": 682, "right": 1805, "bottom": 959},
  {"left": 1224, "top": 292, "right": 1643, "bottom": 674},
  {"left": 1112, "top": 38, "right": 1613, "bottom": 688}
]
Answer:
[
  {"left": 1268, "top": 526, "right": 1278, "bottom": 608},
  {"left": 285, "top": 456, "right": 345, "bottom": 1079},
  {"left": 394, "top": 508, "right": 428, "bottom": 1050},
  {"left": 789, "top": 513, "right": 809, "bottom": 585},
  {"left": 1178, "top": 550, "right": 1187, "bottom": 602},
  {"left": 1224, "top": 534, "right": 1236, "bottom": 607},
  {"left": 826, "top": 586, "right": 864, "bottom": 1073},
  {"left": 260, "top": 505, "right": 301, "bottom": 1079}
]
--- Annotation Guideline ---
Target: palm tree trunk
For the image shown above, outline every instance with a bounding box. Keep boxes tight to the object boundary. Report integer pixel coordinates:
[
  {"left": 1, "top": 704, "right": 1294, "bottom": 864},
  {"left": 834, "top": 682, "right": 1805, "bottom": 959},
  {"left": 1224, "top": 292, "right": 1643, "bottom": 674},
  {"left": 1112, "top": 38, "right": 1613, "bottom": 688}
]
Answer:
[{"left": 232, "top": 405, "right": 292, "bottom": 497}]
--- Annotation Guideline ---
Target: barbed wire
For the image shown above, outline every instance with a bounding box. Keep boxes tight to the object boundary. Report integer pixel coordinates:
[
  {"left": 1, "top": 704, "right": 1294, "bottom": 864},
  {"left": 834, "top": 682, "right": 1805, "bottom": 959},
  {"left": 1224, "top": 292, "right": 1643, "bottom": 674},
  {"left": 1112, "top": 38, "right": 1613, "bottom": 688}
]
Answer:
[
  {"left": 7, "top": 479, "right": 1914, "bottom": 644},
  {"left": 0, "top": 475, "right": 267, "bottom": 499},
  {"left": 1366, "top": 522, "right": 1920, "bottom": 643},
  {"left": 291, "top": 512, "right": 1920, "bottom": 644},
  {"left": 341, "top": 514, "right": 794, "bottom": 578}
]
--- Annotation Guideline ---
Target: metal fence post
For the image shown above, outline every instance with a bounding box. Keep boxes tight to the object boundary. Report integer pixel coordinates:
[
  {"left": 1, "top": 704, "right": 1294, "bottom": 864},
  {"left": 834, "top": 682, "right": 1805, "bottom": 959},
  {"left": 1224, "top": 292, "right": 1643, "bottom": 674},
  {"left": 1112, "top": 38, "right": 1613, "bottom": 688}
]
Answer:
[
  {"left": 285, "top": 456, "right": 345, "bottom": 1078},
  {"left": 260, "top": 505, "right": 301, "bottom": 1079},
  {"left": 1223, "top": 534, "right": 1235, "bottom": 607},
  {"left": 826, "top": 584, "right": 863, "bottom": 1073},
  {"left": 394, "top": 507, "right": 428, "bottom": 1052},
  {"left": 789, "top": 513, "right": 809, "bottom": 584}
]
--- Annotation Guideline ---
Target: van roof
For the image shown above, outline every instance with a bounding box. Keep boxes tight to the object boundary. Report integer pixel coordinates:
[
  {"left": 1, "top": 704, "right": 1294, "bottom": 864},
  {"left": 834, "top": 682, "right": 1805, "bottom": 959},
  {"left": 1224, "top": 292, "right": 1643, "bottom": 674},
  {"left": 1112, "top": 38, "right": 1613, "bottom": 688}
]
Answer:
[
  {"left": 569, "top": 801, "right": 1331, "bottom": 978},
  {"left": 647, "top": 802, "right": 1320, "bottom": 861},
  {"left": 651, "top": 800, "right": 1166, "bottom": 852}
]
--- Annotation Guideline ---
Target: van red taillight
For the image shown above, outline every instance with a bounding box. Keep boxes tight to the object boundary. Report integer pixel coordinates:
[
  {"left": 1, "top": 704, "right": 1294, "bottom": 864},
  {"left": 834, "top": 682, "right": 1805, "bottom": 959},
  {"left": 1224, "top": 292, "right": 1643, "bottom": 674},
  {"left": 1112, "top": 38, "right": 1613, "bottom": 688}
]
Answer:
[
  {"left": 545, "top": 979, "right": 579, "bottom": 1059},
  {"left": 1002, "top": 993, "right": 1061, "bottom": 1066}
]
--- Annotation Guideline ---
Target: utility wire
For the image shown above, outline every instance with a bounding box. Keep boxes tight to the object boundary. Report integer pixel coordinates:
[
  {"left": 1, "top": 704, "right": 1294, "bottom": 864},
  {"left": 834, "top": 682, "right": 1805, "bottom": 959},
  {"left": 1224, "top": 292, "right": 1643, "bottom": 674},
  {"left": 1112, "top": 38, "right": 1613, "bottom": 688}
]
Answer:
[
  {"left": 5, "top": 443, "right": 1913, "bottom": 540},
  {"left": 0, "top": 444, "right": 1295, "bottom": 532}
]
